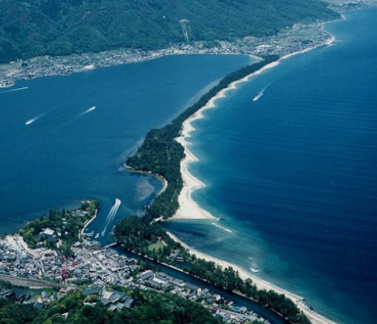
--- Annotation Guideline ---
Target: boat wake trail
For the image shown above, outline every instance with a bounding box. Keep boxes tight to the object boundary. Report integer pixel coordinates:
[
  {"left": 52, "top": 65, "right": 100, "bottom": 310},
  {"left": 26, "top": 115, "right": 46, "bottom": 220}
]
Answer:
[
  {"left": 0, "top": 87, "right": 29, "bottom": 94},
  {"left": 252, "top": 84, "right": 271, "bottom": 102},
  {"left": 25, "top": 114, "right": 44, "bottom": 126},
  {"left": 101, "top": 198, "right": 121, "bottom": 236},
  {"left": 75, "top": 106, "right": 96, "bottom": 119}
]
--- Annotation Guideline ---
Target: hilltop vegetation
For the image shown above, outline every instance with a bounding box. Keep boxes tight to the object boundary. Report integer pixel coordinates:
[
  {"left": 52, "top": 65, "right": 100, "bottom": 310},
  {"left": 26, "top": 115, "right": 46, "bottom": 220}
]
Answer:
[{"left": 0, "top": 0, "right": 338, "bottom": 63}]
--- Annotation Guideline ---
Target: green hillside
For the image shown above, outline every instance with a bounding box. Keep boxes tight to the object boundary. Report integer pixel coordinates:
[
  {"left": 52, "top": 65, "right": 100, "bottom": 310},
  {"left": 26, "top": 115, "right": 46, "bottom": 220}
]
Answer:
[{"left": 0, "top": 0, "right": 338, "bottom": 63}]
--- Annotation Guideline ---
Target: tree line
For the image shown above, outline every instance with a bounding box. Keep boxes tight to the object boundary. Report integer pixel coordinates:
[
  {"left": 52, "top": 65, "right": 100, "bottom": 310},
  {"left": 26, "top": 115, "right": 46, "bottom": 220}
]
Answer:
[{"left": 0, "top": 0, "right": 339, "bottom": 63}]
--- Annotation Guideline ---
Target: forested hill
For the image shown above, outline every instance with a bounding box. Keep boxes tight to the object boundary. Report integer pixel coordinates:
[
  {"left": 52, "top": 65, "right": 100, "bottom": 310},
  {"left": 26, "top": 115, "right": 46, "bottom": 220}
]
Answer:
[{"left": 0, "top": 0, "right": 338, "bottom": 63}]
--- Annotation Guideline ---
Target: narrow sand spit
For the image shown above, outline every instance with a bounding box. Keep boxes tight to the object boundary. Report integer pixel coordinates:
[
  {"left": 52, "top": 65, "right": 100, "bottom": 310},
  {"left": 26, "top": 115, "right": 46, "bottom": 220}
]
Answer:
[{"left": 168, "top": 35, "right": 339, "bottom": 324}]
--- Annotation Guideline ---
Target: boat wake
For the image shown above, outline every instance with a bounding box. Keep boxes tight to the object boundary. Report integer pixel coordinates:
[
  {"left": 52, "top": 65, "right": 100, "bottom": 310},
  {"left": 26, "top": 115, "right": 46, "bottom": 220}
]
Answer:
[
  {"left": 76, "top": 106, "right": 96, "bottom": 119},
  {"left": 101, "top": 198, "right": 121, "bottom": 236},
  {"left": 0, "top": 87, "right": 29, "bottom": 94},
  {"left": 252, "top": 84, "right": 270, "bottom": 102},
  {"left": 25, "top": 114, "right": 44, "bottom": 126}
]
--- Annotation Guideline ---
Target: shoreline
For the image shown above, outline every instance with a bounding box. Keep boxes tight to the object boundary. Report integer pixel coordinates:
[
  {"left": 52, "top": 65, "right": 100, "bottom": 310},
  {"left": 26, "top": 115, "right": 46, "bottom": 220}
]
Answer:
[
  {"left": 0, "top": 20, "right": 334, "bottom": 87},
  {"left": 79, "top": 208, "right": 98, "bottom": 239},
  {"left": 125, "top": 165, "right": 168, "bottom": 196},
  {"left": 166, "top": 231, "right": 338, "bottom": 324},
  {"left": 170, "top": 35, "right": 335, "bottom": 222},
  {"left": 168, "top": 37, "right": 338, "bottom": 324},
  {"left": 0, "top": 82, "right": 15, "bottom": 88}
]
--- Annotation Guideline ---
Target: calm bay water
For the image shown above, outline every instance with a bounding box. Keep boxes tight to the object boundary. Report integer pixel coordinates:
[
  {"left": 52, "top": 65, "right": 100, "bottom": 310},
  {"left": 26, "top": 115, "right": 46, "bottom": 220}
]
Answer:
[
  {"left": 164, "top": 8, "right": 377, "bottom": 324},
  {"left": 0, "top": 54, "right": 252, "bottom": 241}
]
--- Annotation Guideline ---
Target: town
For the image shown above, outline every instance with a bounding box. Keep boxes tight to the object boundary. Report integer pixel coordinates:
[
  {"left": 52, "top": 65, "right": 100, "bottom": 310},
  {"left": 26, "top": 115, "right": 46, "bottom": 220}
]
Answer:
[
  {"left": 0, "top": 21, "right": 331, "bottom": 88},
  {"left": 0, "top": 203, "right": 268, "bottom": 324}
]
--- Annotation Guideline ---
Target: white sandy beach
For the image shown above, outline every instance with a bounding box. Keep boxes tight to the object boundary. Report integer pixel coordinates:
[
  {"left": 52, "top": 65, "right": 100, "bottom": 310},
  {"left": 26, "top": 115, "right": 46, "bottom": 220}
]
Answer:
[
  {"left": 171, "top": 35, "right": 335, "bottom": 222},
  {"left": 167, "top": 231, "right": 339, "bottom": 324},
  {"left": 168, "top": 36, "right": 339, "bottom": 324}
]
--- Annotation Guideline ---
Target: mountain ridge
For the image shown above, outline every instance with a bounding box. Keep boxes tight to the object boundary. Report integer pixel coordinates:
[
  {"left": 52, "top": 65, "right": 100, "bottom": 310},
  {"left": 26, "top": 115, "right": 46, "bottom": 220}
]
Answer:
[{"left": 0, "top": 0, "right": 339, "bottom": 63}]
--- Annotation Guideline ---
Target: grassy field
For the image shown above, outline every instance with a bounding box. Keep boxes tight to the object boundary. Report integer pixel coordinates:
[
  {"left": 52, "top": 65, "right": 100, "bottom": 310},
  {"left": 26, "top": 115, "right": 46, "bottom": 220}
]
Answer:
[{"left": 148, "top": 240, "right": 165, "bottom": 252}]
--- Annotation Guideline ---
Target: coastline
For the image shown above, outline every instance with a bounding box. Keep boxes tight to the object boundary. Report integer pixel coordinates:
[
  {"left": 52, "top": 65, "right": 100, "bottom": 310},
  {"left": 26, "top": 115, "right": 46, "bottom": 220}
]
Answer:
[
  {"left": 171, "top": 34, "right": 335, "bottom": 222},
  {"left": 167, "top": 231, "right": 338, "bottom": 324},
  {"left": 0, "top": 20, "right": 333, "bottom": 87},
  {"left": 0, "top": 82, "right": 15, "bottom": 88},
  {"left": 79, "top": 208, "right": 98, "bottom": 239},
  {"left": 168, "top": 36, "right": 338, "bottom": 324},
  {"left": 125, "top": 165, "right": 168, "bottom": 196}
]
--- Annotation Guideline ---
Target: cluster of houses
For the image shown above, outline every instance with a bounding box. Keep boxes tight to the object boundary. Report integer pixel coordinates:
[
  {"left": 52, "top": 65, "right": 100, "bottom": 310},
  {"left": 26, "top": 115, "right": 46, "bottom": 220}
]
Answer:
[
  {"left": 82, "top": 288, "right": 135, "bottom": 311},
  {"left": 66, "top": 244, "right": 139, "bottom": 288},
  {"left": 1, "top": 16, "right": 335, "bottom": 90},
  {"left": 132, "top": 270, "right": 266, "bottom": 324},
  {"left": 0, "top": 236, "right": 40, "bottom": 277},
  {"left": 0, "top": 233, "right": 269, "bottom": 323}
]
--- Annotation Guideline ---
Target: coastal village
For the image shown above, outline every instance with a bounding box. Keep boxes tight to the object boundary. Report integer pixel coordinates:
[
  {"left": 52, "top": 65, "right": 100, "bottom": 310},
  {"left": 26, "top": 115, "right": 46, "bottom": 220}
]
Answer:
[
  {"left": 0, "top": 20, "right": 339, "bottom": 88},
  {"left": 1, "top": 0, "right": 375, "bottom": 87},
  {"left": 0, "top": 203, "right": 268, "bottom": 324}
]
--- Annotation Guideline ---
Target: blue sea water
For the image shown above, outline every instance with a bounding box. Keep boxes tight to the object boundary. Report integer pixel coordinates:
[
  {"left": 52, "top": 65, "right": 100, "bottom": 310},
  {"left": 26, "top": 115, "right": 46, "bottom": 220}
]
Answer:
[
  {"left": 163, "top": 8, "right": 377, "bottom": 324},
  {"left": 0, "top": 54, "right": 252, "bottom": 241}
]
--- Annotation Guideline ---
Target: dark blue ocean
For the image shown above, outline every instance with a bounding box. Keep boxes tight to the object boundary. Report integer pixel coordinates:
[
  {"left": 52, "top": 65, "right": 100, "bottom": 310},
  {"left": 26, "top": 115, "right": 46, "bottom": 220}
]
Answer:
[
  {"left": 164, "top": 8, "right": 377, "bottom": 324},
  {"left": 0, "top": 54, "right": 252, "bottom": 238}
]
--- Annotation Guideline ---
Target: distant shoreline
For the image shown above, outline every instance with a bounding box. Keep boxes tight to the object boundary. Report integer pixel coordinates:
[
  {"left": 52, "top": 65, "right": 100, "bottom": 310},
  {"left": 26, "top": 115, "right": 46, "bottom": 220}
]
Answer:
[
  {"left": 0, "top": 20, "right": 334, "bottom": 87},
  {"left": 166, "top": 35, "right": 339, "bottom": 324}
]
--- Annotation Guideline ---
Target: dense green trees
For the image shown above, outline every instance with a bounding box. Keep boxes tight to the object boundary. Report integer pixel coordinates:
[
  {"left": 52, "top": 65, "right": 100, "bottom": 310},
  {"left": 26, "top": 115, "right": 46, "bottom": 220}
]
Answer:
[
  {"left": 0, "top": 0, "right": 339, "bottom": 63},
  {"left": 114, "top": 215, "right": 181, "bottom": 258},
  {"left": 0, "top": 289, "right": 224, "bottom": 324},
  {"left": 19, "top": 200, "right": 98, "bottom": 254},
  {"left": 0, "top": 299, "right": 39, "bottom": 324}
]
